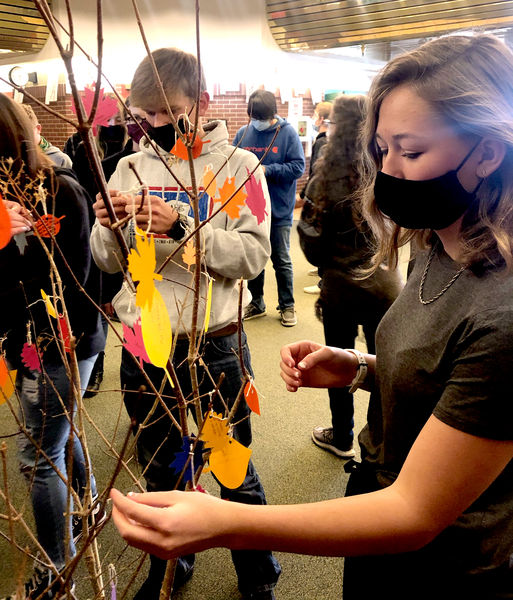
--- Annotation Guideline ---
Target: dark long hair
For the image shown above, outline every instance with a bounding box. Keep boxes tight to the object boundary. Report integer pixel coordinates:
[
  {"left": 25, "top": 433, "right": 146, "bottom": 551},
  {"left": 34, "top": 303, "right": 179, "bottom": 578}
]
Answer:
[
  {"left": 307, "top": 94, "right": 366, "bottom": 224},
  {"left": 0, "top": 93, "right": 51, "bottom": 198}
]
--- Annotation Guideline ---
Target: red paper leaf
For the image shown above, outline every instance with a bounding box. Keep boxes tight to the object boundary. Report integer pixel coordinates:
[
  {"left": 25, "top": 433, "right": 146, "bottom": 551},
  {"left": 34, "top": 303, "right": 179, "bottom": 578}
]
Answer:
[
  {"left": 58, "top": 315, "right": 71, "bottom": 353},
  {"left": 0, "top": 195, "right": 12, "bottom": 249},
  {"left": 72, "top": 86, "right": 119, "bottom": 136},
  {"left": 122, "top": 319, "right": 150, "bottom": 368},
  {"left": 21, "top": 343, "right": 42, "bottom": 372},
  {"left": 245, "top": 168, "right": 268, "bottom": 225},
  {"left": 244, "top": 379, "right": 260, "bottom": 415}
]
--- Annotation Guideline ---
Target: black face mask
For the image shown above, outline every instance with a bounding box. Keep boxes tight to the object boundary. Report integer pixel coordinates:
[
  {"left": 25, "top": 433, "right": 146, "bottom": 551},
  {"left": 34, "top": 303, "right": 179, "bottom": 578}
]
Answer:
[
  {"left": 147, "top": 117, "right": 187, "bottom": 152},
  {"left": 374, "top": 141, "right": 483, "bottom": 230},
  {"left": 99, "top": 124, "right": 125, "bottom": 143}
]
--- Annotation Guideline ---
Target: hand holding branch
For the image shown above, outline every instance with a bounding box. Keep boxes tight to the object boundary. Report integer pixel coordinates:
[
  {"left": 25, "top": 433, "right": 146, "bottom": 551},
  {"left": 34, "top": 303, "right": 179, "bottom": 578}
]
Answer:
[{"left": 3, "top": 200, "right": 33, "bottom": 235}]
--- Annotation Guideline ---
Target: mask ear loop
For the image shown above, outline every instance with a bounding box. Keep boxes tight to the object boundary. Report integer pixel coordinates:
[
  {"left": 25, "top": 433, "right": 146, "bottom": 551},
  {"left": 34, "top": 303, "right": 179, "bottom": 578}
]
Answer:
[{"left": 455, "top": 138, "right": 483, "bottom": 172}]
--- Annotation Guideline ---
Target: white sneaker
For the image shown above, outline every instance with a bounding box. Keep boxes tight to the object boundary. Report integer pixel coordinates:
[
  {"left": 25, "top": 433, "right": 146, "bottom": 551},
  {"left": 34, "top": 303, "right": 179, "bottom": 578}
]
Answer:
[
  {"left": 303, "top": 284, "right": 320, "bottom": 294},
  {"left": 280, "top": 307, "right": 297, "bottom": 327},
  {"left": 308, "top": 268, "right": 318, "bottom": 276}
]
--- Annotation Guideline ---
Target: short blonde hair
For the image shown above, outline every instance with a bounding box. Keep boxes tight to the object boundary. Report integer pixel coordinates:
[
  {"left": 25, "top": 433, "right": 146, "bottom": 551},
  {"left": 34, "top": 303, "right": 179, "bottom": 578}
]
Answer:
[{"left": 315, "top": 101, "right": 332, "bottom": 120}]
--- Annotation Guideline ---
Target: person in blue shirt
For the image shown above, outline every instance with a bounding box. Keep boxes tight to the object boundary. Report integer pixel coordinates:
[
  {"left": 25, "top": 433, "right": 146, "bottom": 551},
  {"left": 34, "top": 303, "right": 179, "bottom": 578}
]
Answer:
[{"left": 233, "top": 90, "right": 305, "bottom": 327}]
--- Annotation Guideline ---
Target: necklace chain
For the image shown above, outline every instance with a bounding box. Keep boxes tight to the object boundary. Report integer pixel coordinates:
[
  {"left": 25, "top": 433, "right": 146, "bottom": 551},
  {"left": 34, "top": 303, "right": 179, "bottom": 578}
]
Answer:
[{"left": 418, "top": 246, "right": 467, "bottom": 305}]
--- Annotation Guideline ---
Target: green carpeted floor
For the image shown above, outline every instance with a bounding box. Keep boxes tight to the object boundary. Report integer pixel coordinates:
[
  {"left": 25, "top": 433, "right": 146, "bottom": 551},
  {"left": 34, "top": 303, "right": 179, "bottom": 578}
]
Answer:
[{"left": 0, "top": 219, "right": 374, "bottom": 599}]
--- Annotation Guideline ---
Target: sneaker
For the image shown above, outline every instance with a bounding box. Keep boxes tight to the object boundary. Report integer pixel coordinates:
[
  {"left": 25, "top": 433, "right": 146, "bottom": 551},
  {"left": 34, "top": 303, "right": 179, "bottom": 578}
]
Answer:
[
  {"left": 84, "top": 368, "right": 103, "bottom": 398},
  {"left": 303, "top": 284, "right": 320, "bottom": 294},
  {"left": 311, "top": 427, "right": 356, "bottom": 459},
  {"left": 73, "top": 495, "right": 107, "bottom": 544},
  {"left": 308, "top": 268, "right": 318, "bottom": 276},
  {"left": 280, "top": 306, "right": 297, "bottom": 327},
  {"left": 2, "top": 563, "right": 74, "bottom": 599},
  {"left": 243, "top": 304, "right": 267, "bottom": 321}
]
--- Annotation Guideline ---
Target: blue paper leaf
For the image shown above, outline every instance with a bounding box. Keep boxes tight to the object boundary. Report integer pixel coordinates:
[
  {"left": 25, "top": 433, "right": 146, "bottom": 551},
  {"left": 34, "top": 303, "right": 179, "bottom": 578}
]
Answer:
[{"left": 169, "top": 435, "right": 205, "bottom": 484}]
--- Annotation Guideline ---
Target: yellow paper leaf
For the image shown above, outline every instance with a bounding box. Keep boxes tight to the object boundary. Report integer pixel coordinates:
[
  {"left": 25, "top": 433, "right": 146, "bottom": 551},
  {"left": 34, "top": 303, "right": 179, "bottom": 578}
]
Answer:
[
  {"left": 182, "top": 239, "right": 196, "bottom": 271},
  {"left": 217, "top": 177, "right": 247, "bottom": 220},
  {"left": 141, "top": 288, "right": 172, "bottom": 369},
  {"left": 41, "top": 289, "right": 57, "bottom": 319},
  {"left": 128, "top": 228, "right": 163, "bottom": 310},
  {"left": 200, "top": 411, "right": 251, "bottom": 489},
  {"left": 204, "top": 277, "right": 213, "bottom": 333},
  {"left": 202, "top": 165, "right": 218, "bottom": 198}
]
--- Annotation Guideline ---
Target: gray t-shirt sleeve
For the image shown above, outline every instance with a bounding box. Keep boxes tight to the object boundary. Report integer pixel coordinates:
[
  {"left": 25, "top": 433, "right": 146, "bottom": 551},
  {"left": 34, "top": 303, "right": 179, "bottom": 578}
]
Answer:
[{"left": 434, "top": 307, "right": 513, "bottom": 440}]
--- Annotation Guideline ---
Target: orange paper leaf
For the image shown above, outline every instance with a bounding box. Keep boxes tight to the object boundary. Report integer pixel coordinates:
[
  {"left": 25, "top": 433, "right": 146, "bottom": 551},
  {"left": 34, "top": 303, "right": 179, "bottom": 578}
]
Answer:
[
  {"left": 0, "top": 356, "right": 16, "bottom": 405},
  {"left": 217, "top": 177, "right": 247, "bottom": 220},
  {"left": 0, "top": 196, "right": 12, "bottom": 249},
  {"left": 34, "top": 214, "right": 65, "bottom": 238},
  {"left": 171, "top": 135, "right": 207, "bottom": 160},
  {"left": 202, "top": 165, "right": 218, "bottom": 198},
  {"left": 182, "top": 239, "right": 196, "bottom": 271},
  {"left": 244, "top": 379, "right": 260, "bottom": 415}
]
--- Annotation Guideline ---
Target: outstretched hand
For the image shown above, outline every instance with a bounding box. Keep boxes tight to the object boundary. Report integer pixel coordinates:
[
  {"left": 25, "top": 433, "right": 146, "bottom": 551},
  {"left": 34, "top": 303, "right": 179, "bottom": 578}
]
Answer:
[
  {"left": 280, "top": 340, "right": 358, "bottom": 392},
  {"left": 110, "top": 489, "right": 228, "bottom": 559}
]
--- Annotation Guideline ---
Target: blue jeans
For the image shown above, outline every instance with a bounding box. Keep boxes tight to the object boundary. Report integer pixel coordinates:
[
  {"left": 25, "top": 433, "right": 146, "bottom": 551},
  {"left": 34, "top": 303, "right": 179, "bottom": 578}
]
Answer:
[
  {"left": 16, "top": 356, "right": 97, "bottom": 569},
  {"left": 248, "top": 222, "right": 294, "bottom": 312},
  {"left": 120, "top": 331, "right": 281, "bottom": 595}
]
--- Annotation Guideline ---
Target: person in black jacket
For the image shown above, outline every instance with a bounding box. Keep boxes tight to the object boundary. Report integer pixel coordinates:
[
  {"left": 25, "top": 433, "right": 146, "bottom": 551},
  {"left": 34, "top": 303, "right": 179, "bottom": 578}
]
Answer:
[
  {"left": 0, "top": 93, "right": 104, "bottom": 599},
  {"left": 302, "top": 94, "right": 403, "bottom": 458}
]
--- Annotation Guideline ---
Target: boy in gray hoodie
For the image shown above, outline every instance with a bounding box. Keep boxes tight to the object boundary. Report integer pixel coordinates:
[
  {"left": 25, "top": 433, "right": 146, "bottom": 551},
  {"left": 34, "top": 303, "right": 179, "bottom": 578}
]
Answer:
[{"left": 90, "top": 48, "right": 280, "bottom": 600}]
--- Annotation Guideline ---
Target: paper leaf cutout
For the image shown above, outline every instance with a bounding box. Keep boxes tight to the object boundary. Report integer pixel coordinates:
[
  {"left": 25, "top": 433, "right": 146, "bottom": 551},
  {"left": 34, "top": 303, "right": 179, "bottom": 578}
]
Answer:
[
  {"left": 204, "top": 277, "right": 213, "bottom": 333},
  {"left": 0, "top": 357, "right": 16, "bottom": 405},
  {"left": 244, "top": 379, "right": 260, "bottom": 415},
  {"left": 128, "top": 229, "right": 163, "bottom": 310},
  {"left": 72, "top": 87, "right": 119, "bottom": 136},
  {"left": 34, "top": 214, "right": 65, "bottom": 238},
  {"left": 245, "top": 168, "right": 268, "bottom": 225},
  {"left": 122, "top": 319, "right": 150, "bottom": 369},
  {"left": 171, "top": 135, "right": 207, "bottom": 160},
  {"left": 200, "top": 412, "right": 252, "bottom": 489},
  {"left": 0, "top": 196, "right": 12, "bottom": 249},
  {"left": 21, "top": 342, "right": 42, "bottom": 372},
  {"left": 58, "top": 315, "right": 71, "bottom": 353},
  {"left": 202, "top": 165, "right": 218, "bottom": 198},
  {"left": 41, "top": 289, "right": 57, "bottom": 319},
  {"left": 169, "top": 435, "right": 205, "bottom": 484},
  {"left": 14, "top": 233, "right": 28, "bottom": 255},
  {"left": 182, "top": 239, "right": 196, "bottom": 271},
  {"left": 140, "top": 288, "right": 172, "bottom": 369},
  {"left": 217, "top": 177, "right": 247, "bottom": 220}
]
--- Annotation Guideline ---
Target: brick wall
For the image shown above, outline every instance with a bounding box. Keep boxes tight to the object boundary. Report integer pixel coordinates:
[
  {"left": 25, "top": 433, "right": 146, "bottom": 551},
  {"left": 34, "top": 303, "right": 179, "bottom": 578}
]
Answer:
[{"left": 25, "top": 83, "right": 315, "bottom": 189}]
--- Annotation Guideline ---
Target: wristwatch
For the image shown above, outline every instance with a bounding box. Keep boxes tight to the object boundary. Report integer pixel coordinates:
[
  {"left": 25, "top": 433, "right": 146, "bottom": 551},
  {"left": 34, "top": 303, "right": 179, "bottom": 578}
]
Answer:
[
  {"left": 166, "top": 215, "right": 188, "bottom": 241},
  {"left": 345, "top": 349, "right": 368, "bottom": 393}
]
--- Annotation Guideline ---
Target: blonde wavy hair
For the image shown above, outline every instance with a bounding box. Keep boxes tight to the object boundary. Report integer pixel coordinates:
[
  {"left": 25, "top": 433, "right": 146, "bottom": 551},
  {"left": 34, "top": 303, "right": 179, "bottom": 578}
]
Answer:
[{"left": 358, "top": 33, "right": 513, "bottom": 272}]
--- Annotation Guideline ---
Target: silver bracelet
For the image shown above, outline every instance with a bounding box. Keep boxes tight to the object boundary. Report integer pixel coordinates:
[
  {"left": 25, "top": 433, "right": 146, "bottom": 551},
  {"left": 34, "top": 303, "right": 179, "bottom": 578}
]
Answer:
[{"left": 345, "top": 349, "right": 368, "bottom": 393}]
